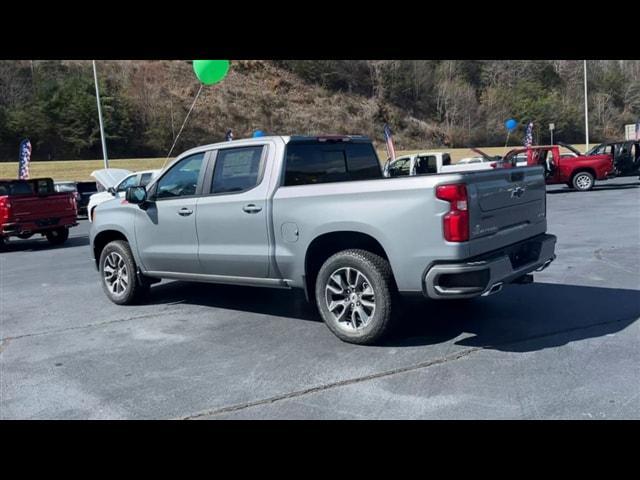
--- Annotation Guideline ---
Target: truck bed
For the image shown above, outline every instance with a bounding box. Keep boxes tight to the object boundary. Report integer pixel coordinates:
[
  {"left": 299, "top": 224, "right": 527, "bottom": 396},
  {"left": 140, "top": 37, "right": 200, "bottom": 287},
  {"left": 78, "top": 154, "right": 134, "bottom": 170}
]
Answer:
[
  {"left": 1, "top": 183, "right": 77, "bottom": 237},
  {"left": 272, "top": 165, "right": 547, "bottom": 292}
]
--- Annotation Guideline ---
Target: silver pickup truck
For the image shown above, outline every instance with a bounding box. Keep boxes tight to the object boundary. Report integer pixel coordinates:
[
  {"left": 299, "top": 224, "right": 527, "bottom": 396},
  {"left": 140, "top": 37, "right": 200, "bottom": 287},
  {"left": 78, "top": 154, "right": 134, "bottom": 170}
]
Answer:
[{"left": 90, "top": 135, "right": 556, "bottom": 344}]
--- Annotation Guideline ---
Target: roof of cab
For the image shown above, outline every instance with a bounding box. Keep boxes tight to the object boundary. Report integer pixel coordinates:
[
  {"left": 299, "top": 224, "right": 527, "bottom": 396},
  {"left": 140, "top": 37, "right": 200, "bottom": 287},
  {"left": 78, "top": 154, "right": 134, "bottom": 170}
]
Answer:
[{"left": 169, "top": 135, "right": 373, "bottom": 160}]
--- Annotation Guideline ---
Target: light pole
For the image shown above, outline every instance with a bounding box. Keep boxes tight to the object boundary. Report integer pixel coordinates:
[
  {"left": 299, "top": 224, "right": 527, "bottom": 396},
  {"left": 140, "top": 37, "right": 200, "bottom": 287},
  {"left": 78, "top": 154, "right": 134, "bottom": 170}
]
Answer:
[
  {"left": 583, "top": 60, "right": 589, "bottom": 151},
  {"left": 92, "top": 60, "right": 109, "bottom": 169}
]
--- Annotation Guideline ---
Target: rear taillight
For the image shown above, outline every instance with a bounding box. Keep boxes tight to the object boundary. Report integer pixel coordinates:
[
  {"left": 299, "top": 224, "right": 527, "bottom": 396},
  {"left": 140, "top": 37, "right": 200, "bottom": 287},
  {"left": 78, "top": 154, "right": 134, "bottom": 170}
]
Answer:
[
  {"left": 0, "top": 198, "right": 10, "bottom": 222},
  {"left": 436, "top": 184, "right": 469, "bottom": 242}
]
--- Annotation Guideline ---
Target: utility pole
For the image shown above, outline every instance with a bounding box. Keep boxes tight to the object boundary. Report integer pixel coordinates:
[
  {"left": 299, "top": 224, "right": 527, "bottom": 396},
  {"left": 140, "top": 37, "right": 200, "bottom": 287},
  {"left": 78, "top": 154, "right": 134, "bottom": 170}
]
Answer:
[
  {"left": 583, "top": 60, "right": 590, "bottom": 151},
  {"left": 92, "top": 60, "right": 109, "bottom": 169}
]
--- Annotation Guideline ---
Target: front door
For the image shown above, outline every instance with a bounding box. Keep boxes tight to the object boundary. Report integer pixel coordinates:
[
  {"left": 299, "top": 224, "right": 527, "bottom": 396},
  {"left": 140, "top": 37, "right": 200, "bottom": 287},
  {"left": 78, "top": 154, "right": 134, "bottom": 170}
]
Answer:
[
  {"left": 196, "top": 145, "right": 272, "bottom": 278},
  {"left": 134, "top": 152, "right": 207, "bottom": 274}
]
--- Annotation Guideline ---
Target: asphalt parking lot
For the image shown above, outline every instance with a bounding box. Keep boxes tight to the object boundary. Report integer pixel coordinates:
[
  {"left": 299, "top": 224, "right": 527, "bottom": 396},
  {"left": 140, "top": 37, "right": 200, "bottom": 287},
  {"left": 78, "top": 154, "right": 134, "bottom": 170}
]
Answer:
[{"left": 1, "top": 177, "right": 639, "bottom": 419}]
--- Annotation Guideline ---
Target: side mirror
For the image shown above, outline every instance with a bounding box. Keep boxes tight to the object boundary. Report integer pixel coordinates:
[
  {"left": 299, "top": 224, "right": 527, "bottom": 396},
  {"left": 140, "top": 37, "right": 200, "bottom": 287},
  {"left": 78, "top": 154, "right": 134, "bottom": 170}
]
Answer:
[
  {"left": 126, "top": 186, "right": 147, "bottom": 206},
  {"left": 107, "top": 187, "right": 116, "bottom": 195}
]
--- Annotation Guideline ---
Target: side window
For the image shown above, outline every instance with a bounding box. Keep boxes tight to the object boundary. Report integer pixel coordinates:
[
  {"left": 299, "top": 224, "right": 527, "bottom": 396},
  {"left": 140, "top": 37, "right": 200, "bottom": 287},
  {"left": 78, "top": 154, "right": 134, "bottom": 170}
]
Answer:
[
  {"left": 211, "top": 146, "right": 265, "bottom": 194},
  {"left": 398, "top": 159, "right": 412, "bottom": 175},
  {"left": 156, "top": 153, "right": 205, "bottom": 199},
  {"left": 139, "top": 173, "right": 153, "bottom": 187},
  {"left": 388, "top": 159, "right": 408, "bottom": 177},
  {"left": 426, "top": 156, "right": 438, "bottom": 173},
  {"left": 345, "top": 143, "right": 382, "bottom": 180},
  {"left": 285, "top": 145, "right": 348, "bottom": 186},
  {"left": 117, "top": 174, "right": 139, "bottom": 192}
]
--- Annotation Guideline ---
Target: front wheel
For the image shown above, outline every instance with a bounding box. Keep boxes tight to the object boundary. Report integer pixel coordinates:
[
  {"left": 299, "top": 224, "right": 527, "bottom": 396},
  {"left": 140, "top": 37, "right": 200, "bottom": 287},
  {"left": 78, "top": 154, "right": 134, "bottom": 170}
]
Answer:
[
  {"left": 99, "top": 240, "right": 149, "bottom": 305},
  {"left": 45, "top": 227, "right": 69, "bottom": 245},
  {"left": 315, "top": 249, "right": 398, "bottom": 345},
  {"left": 572, "top": 171, "right": 594, "bottom": 191}
]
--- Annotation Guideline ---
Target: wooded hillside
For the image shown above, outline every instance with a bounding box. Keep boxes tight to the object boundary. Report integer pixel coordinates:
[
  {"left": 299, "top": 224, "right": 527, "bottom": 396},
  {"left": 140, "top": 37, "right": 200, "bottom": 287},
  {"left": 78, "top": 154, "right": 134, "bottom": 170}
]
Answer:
[{"left": 1, "top": 60, "right": 638, "bottom": 161}]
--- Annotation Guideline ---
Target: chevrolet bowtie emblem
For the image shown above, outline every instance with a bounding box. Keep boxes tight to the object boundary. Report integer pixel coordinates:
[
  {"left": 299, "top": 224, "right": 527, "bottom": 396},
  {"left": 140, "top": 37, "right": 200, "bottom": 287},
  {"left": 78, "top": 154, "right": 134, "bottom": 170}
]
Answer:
[{"left": 509, "top": 185, "right": 526, "bottom": 198}]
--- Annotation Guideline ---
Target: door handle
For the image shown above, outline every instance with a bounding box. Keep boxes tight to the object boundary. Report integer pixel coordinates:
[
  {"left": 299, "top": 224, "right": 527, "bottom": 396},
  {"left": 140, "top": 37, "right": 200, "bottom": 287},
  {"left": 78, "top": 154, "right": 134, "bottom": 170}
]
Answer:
[
  {"left": 242, "top": 204, "right": 262, "bottom": 214},
  {"left": 178, "top": 207, "right": 193, "bottom": 216}
]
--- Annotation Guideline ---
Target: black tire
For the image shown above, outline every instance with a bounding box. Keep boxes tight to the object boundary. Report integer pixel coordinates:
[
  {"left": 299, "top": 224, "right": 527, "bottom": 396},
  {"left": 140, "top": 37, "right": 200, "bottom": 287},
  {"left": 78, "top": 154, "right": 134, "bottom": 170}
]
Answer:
[
  {"left": 45, "top": 227, "right": 69, "bottom": 245},
  {"left": 315, "top": 249, "right": 398, "bottom": 345},
  {"left": 99, "top": 240, "right": 149, "bottom": 305},
  {"left": 572, "top": 171, "right": 594, "bottom": 191}
]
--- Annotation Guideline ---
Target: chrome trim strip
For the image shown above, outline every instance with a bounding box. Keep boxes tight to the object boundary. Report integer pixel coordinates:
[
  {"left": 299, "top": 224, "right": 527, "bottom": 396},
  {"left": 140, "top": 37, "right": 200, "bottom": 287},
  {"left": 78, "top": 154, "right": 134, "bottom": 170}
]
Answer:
[{"left": 144, "top": 271, "right": 291, "bottom": 289}]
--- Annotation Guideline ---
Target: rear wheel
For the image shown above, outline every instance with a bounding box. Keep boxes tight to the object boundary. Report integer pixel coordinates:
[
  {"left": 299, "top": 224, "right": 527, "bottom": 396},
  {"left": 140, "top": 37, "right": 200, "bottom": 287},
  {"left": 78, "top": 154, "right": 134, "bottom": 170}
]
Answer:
[
  {"left": 315, "top": 249, "right": 397, "bottom": 345},
  {"left": 45, "top": 227, "right": 69, "bottom": 245},
  {"left": 572, "top": 171, "right": 594, "bottom": 191},
  {"left": 99, "top": 240, "right": 149, "bottom": 305}
]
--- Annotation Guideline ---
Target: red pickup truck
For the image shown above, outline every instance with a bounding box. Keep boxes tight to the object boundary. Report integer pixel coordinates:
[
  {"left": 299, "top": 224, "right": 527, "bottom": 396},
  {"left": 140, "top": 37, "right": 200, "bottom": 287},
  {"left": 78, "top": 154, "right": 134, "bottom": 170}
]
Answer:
[
  {"left": 0, "top": 178, "right": 78, "bottom": 247},
  {"left": 475, "top": 145, "right": 614, "bottom": 191}
]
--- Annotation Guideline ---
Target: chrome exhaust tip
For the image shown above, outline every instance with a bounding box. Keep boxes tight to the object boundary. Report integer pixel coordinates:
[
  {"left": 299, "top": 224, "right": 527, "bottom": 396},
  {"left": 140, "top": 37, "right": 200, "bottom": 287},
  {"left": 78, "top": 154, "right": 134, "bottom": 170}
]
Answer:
[
  {"left": 535, "top": 256, "right": 555, "bottom": 272},
  {"left": 482, "top": 282, "right": 504, "bottom": 296}
]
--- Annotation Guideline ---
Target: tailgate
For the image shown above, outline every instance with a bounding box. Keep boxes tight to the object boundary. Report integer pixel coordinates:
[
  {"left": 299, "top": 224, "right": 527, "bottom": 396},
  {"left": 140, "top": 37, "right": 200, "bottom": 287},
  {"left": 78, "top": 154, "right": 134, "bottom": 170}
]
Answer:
[
  {"left": 466, "top": 166, "right": 547, "bottom": 254},
  {"left": 8, "top": 193, "right": 76, "bottom": 222}
]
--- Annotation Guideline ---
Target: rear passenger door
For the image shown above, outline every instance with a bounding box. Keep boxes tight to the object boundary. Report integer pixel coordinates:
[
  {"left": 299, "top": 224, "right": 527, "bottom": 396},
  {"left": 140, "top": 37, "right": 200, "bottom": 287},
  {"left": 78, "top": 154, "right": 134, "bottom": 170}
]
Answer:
[{"left": 196, "top": 145, "right": 272, "bottom": 278}]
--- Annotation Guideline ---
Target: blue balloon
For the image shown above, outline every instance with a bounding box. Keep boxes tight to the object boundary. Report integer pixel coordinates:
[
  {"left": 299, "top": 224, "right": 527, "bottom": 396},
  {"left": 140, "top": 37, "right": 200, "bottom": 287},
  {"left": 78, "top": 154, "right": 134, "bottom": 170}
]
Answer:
[
  {"left": 505, "top": 119, "right": 517, "bottom": 131},
  {"left": 253, "top": 130, "right": 264, "bottom": 137}
]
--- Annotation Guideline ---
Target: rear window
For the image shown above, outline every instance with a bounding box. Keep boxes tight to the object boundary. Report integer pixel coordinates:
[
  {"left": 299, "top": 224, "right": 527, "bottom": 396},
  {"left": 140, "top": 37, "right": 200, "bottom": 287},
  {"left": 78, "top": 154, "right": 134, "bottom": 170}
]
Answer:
[
  {"left": 0, "top": 181, "right": 34, "bottom": 196},
  {"left": 77, "top": 182, "right": 97, "bottom": 193},
  {"left": 284, "top": 142, "right": 381, "bottom": 186},
  {"left": 29, "top": 179, "right": 55, "bottom": 195}
]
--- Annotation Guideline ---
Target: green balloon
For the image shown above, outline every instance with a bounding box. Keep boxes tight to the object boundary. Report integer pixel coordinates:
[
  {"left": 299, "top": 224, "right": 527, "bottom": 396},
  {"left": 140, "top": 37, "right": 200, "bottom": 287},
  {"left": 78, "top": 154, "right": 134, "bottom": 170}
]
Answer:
[{"left": 193, "top": 60, "right": 230, "bottom": 85}]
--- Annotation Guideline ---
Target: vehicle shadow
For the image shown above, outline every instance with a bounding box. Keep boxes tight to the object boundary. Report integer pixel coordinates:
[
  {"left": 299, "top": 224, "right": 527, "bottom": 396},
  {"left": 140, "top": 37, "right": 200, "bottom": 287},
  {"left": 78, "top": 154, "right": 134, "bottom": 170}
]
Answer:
[
  {"left": 148, "top": 281, "right": 319, "bottom": 321},
  {"left": 1, "top": 235, "right": 89, "bottom": 252},
  {"left": 147, "top": 280, "right": 640, "bottom": 353},
  {"left": 547, "top": 181, "right": 640, "bottom": 194}
]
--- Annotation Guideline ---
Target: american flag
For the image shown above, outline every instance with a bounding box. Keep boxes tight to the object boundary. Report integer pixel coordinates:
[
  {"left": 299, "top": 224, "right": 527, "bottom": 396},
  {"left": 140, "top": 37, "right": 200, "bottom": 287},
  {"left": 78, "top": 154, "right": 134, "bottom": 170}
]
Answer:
[
  {"left": 18, "top": 139, "right": 31, "bottom": 180},
  {"left": 383, "top": 123, "right": 396, "bottom": 161},
  {"left": 524, "top": 122, "right": 534, "bottom": 147}
]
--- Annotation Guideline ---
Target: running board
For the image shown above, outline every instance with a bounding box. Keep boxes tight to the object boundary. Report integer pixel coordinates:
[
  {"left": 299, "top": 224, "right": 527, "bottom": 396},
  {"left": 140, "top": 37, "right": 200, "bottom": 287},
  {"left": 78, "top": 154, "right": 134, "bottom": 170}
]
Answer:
[{"left": 144, "top": 271, "right": 292, "bottom": 289}]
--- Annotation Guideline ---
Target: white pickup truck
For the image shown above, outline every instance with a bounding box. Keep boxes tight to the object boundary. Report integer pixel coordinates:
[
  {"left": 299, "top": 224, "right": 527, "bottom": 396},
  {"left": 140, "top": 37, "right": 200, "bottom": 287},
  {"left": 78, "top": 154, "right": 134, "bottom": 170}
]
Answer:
[{"left": 383, "top": 151, "right": 497, "bottom": 178}]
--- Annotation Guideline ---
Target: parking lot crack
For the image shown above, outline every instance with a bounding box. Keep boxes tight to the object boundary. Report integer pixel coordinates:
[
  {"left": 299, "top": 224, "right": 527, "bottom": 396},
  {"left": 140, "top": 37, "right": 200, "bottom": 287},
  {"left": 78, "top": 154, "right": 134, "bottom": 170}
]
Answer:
[
  {"left": 180, "top": 313, "right": 638, "bottom": 420},
  {"left": 179, "top": 347, "right": 483, "bottom": 420},
  {"left": 0, "top": 310, "right": 180, "bottom": 344}
]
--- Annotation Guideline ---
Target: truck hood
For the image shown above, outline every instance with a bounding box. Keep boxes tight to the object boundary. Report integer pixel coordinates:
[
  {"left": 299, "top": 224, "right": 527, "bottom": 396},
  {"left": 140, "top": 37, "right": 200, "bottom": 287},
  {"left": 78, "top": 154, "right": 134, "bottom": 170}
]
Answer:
[
  {"left": 471, "top": 148, "right": 503, "bottom": 162},
  {"left": 90, "top": 169, "right": 131, "bottom": 189}
]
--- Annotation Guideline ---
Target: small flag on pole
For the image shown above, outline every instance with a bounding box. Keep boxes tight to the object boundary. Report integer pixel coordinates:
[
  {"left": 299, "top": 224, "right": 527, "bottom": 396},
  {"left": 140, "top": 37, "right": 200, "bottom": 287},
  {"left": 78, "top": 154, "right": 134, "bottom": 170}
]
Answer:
[
  {"left": 18, "top": 139, "right": 32, "bottom": 180},
  {"left": 383, "top": 123, "right": 396, "bottom": 161},
  {"left": 524, "top": 122, "right": 534, "bottom": 147}
]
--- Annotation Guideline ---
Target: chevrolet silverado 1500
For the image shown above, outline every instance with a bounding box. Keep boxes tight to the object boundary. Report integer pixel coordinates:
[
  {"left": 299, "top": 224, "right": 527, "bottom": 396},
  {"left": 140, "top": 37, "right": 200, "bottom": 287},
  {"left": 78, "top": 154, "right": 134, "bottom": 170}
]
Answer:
[
  {"left": 1, "top": 177, "right": 78, "bottom": 247},
  {"left": 90, "top": 136, "right": 556, "bottom": 344}
]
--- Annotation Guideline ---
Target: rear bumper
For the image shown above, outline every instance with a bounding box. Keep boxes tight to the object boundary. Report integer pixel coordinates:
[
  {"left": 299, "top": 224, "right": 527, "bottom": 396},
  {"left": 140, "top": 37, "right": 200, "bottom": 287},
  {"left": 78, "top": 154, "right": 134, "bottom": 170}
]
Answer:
[
  {"left": 423, "top": 233, "right": 557, "bottom": 299},
  {"left": 1, "top": 218, "right": 78, "bottom": 237}
]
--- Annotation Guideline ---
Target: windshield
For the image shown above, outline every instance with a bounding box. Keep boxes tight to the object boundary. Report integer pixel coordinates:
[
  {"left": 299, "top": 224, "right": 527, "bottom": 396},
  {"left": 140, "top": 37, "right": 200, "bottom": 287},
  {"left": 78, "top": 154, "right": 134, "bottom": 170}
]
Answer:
[
  {"left": 77, "top": 182, "right": 97, "bottom": 193},
  {"left": 116, "top": 174, "right": 140, "bottom": 192}
]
